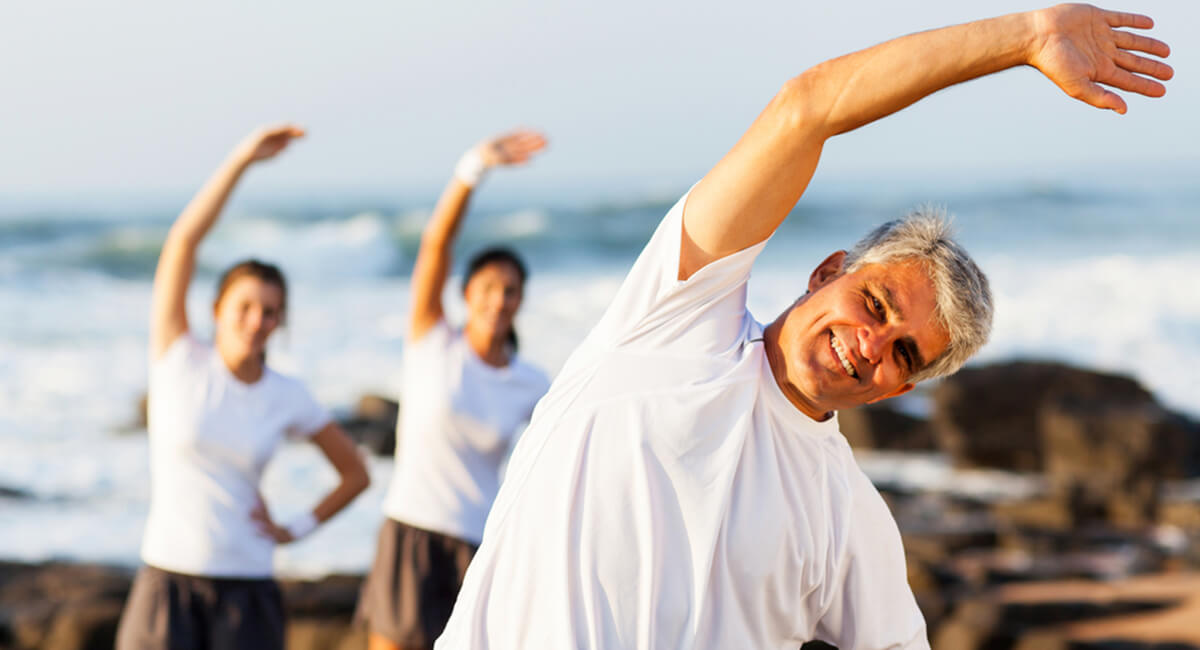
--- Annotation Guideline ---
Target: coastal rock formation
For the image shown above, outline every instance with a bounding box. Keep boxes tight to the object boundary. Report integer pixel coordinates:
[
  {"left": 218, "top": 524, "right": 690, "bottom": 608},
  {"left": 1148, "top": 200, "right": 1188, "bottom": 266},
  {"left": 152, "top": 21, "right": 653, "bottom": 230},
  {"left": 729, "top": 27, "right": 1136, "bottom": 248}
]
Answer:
[
  {"left": 931, "top": 573, "right": 1200, "bottom": 649},
  {"left": 933, "top": 361, "right": 1199, "bottom": 529},
  {"left": 932, "top": 361, "right": 1160, "bottom": 472},
  {"left": 0, "top": 562, "right": 131, "bottom": 650},
  {"left": 0, "top": 485, "right": 34, "bottom": 500},
  {"left": 280, "top": 575, "right": 366, "bottom": 650},
  {"left": 337, "top": 394, "right": 399, "bottom": 457},
  {"left": 0, "top": 562, "right": 368, "bottom": 650},
  {"left": 837, "top": 403, "right": 937, "bottom": 451},
  {"left": 7, "top": 559, "right": 1199, "bottom": 650}
]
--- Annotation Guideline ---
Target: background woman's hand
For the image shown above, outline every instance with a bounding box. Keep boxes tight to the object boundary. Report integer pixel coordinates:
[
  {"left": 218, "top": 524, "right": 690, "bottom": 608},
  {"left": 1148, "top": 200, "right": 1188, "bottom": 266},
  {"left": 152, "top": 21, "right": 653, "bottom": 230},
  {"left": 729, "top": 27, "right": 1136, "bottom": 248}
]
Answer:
[
  {"left": 251, "top": 497, "right": 294, "bottom": 544},
  {"left": 235, "top": 124, "right": 306, "bottom": 164},
  {"left": 1029, "top": 4, "right": 1172, "bottom": 114},
  {"left": 477, "top": 129, "right": 547, "bottom": 168}
]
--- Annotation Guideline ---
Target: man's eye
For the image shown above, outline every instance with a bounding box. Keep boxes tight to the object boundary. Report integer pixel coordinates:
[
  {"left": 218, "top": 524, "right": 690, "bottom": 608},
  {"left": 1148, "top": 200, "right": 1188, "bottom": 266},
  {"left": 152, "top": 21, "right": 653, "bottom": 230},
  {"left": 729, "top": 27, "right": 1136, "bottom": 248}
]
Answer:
[
  {"left": 870, "top": 295, "right": 883, "bottom": 315},
  {"left": 898, "top": 345, "right": 912, "bottom": 367}
]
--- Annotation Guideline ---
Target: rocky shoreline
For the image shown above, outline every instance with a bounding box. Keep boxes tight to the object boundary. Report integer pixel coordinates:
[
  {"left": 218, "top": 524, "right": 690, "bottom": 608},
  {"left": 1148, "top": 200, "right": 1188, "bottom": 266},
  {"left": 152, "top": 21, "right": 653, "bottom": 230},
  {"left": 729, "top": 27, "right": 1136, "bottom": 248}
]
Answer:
[{"left": 8, "top": 360, "right": 1199, "bottom": 649}]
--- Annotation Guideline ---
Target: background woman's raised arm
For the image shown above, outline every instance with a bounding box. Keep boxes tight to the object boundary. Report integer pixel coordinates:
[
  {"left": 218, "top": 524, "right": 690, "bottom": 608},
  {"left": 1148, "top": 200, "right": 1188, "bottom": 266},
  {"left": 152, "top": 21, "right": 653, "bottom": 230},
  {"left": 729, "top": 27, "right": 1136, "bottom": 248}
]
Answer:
[{"left": 150, "top": 125, "right": 305, "bottom": 359}]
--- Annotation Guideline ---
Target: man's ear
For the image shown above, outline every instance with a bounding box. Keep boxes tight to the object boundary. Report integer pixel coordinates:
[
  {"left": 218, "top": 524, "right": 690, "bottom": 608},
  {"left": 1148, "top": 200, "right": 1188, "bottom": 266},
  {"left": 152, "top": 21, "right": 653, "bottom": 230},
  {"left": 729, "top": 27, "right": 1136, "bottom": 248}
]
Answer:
[
  {"left": 808, "top": 250, "right": 847, "bottom": 292},
  {"left": 867, "top": 382, "right": 915, "bottom": 404}
]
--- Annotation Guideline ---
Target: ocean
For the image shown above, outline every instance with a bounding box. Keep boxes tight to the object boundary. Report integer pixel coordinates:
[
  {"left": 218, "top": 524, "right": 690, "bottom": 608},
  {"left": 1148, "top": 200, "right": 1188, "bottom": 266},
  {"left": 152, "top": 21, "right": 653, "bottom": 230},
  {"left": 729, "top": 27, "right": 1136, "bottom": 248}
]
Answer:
[{"left": 2, "top": 166, "right": 1197, "bottom": 577}]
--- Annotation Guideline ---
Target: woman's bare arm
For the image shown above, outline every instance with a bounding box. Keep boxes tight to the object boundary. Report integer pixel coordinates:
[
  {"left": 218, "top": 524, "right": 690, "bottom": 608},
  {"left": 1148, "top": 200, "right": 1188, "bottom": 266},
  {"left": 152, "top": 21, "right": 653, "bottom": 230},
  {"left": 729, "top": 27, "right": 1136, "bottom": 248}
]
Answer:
[
  {"left": 150, "top": 125, "right": 305, "bottom": 358},
  {"left": 409, "top": 129, "right": 547, "bottom": 341}
]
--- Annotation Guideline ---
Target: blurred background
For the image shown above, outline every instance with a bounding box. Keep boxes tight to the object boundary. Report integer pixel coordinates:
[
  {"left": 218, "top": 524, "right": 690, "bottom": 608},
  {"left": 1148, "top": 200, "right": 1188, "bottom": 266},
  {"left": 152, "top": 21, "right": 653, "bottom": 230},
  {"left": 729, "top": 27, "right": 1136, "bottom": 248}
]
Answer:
[{"left": 1, "top": 1, "right": 1197, "bottom": 648}]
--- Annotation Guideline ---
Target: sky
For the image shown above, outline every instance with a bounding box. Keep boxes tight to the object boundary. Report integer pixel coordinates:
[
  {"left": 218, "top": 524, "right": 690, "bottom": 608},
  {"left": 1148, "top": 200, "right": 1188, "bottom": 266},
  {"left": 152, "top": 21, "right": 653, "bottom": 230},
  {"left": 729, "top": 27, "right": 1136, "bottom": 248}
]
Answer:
[{"left": 1, "top": 0, "right": 1195, "bottom": 202}]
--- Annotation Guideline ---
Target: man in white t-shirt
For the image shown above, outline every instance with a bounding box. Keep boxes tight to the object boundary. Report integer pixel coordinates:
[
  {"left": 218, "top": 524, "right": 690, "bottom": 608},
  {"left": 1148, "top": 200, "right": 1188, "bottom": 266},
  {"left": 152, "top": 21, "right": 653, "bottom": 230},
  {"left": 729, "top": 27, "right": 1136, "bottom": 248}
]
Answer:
[{"left": 436, "top": 5, "right": 1172, "bottom": 649}]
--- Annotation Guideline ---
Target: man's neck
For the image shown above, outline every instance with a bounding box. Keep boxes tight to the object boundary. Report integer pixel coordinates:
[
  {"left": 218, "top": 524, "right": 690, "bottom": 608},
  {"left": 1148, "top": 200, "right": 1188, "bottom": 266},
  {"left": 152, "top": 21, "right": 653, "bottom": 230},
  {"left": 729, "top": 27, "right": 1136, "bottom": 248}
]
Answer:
[{"left": 762, "top": 317, "right": 833, "bottom": 423}]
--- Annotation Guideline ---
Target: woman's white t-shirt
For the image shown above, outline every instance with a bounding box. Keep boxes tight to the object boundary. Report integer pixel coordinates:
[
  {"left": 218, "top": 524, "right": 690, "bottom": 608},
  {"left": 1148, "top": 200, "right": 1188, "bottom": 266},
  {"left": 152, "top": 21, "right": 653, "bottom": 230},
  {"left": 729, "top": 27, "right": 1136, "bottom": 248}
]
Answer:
[
  {"left": 382, "top": 321, "right": 550, "bottom": 545},
  {"left": 140, "top": 335, "right": 331, "bottom": 578},
  {"left": 436, "top": 191, "right": 928, "bottom": 649}
]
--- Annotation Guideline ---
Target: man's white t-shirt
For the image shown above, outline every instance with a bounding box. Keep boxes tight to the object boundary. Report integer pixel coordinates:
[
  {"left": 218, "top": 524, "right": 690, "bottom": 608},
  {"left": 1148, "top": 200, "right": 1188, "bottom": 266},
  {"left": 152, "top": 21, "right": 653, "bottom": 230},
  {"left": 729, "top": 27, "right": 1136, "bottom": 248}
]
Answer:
[
  {"left": 382, "top": 321, "right": 550, "bottom": 545},
  {"left": 141, "top": 335, "right": 331, "bottom": 578},
  {"left": 436, "top": 192, "right": 928, "bottom": 649}
]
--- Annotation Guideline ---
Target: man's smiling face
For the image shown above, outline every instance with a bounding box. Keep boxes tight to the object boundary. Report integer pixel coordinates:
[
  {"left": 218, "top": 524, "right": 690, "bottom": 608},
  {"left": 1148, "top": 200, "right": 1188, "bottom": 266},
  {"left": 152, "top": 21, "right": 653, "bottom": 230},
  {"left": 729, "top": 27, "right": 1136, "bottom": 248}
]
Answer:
[{"left": 765, "top": 251, "right": 949, "bottom": 419}]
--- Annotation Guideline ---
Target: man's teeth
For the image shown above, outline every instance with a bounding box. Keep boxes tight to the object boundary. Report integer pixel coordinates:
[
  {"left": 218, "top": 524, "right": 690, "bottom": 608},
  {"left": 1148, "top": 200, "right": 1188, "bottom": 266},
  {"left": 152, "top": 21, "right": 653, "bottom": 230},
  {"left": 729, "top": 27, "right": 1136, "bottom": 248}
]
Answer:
[{"left": 832, "top": 336, "right": 857, "bottom": 378}]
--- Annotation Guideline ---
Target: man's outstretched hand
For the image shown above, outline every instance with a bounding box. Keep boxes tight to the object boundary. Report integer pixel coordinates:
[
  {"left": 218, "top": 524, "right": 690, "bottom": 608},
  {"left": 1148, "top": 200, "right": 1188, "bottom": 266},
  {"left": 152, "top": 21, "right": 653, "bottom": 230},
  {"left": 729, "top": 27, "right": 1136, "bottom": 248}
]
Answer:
[{"left": 1030, "top": 4, "right": 1172, "bottom": 114}]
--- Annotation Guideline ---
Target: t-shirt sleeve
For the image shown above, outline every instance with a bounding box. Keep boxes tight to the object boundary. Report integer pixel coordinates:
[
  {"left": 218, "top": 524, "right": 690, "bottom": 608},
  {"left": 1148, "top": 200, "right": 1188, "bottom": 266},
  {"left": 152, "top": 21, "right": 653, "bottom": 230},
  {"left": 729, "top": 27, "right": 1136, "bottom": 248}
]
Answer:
[
  {"left": 405, "top": 318, "right": 454, "bottom": 363},
  {"left": 814, "top": 470, "right": 930, "bottom": 650},
  {"left": 582, "top": 187, "right": 769, "bottom": 355},
  {"left": 149, "top": 332, "right": 208, "bottom": 377},
  {"left": 402, "top": 318, "right": 455, "bottom": 390},
  {"left": 283, "top": 380, "right": 334, "bottom": 440}
]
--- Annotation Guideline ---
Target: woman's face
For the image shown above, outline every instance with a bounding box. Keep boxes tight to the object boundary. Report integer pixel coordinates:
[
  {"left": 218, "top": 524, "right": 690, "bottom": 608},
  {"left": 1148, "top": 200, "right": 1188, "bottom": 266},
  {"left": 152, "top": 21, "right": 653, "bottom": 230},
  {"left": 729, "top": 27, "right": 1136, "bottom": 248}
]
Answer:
[
  {"left": 213, "top": 275, "right": 285, "bottom": 363},
  {"left": 464, "top": 261, "right": 524, "bottom": 344}
]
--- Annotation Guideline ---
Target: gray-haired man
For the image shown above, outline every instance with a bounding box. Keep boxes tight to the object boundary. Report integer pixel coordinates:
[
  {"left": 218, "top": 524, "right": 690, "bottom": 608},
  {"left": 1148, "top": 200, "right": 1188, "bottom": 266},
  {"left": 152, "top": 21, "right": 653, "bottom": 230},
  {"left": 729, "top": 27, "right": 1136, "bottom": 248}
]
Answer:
[{"left": 437, "top": 4, "right": 1172, "bottom": 649}]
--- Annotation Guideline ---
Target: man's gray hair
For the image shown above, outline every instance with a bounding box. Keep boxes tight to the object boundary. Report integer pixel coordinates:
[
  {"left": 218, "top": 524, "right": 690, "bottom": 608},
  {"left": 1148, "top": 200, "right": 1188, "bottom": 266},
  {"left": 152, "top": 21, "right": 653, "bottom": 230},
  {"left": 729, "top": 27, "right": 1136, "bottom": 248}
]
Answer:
[{"left": 843, "top": 208, "right": 993, "bottom": 383}]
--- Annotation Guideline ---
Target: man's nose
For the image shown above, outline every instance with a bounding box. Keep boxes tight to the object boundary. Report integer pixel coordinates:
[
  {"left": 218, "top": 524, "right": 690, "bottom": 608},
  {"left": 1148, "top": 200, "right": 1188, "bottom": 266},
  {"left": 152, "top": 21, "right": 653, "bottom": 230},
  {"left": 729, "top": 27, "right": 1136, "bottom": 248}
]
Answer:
[{"left": 857, "top": 325, "right": 891, "bottom": 365}]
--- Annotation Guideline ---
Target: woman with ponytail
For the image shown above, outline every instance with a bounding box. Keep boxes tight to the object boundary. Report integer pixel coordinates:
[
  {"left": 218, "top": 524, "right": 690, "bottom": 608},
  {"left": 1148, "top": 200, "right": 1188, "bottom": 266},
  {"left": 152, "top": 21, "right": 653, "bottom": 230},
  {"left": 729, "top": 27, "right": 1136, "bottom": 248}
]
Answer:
[{"left": 359, "top": 130, "right": 551, "bottom": 650}]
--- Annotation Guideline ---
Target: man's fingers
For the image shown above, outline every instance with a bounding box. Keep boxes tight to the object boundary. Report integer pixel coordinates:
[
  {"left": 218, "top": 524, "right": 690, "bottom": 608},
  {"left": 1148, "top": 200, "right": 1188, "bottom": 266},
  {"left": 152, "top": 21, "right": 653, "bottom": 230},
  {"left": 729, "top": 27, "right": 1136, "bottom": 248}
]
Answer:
[
  {"left": 1105, "top": 11, "right": 1153, "bottom": 30},
  {"left": 1100, "top": 67, "right": 1166, "bottom": 98},
  {"left": 1113, "top": 30, "right": 1170, "bottom": 58},
  {"left": 1070, "top": 80, "right": 1127, "bottom": 114},
  {"left": 1114, "top": 50, "right": 1174, "bottom": 81}
]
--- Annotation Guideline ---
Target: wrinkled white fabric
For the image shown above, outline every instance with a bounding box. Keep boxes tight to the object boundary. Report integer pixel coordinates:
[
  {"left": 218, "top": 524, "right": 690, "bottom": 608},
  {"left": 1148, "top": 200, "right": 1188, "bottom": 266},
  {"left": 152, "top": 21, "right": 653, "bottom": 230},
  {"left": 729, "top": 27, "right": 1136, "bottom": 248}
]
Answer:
[
  {"left": 383, "top": 321, "right": 549, "bottom": 545},
  {"left": 141, "top": 335, "right": 330, "bottom": 578},
  {"left": 436, "top": 191, "right": 928, "bottom": 650}
]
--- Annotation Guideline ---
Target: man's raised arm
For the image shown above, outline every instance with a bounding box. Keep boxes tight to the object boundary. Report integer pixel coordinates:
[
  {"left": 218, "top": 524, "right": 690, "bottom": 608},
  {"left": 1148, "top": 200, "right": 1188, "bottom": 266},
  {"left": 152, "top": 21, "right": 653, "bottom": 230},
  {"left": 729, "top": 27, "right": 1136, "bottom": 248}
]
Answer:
[{"left": 678, "top": 4, "right": 1172, "bottom": 280}]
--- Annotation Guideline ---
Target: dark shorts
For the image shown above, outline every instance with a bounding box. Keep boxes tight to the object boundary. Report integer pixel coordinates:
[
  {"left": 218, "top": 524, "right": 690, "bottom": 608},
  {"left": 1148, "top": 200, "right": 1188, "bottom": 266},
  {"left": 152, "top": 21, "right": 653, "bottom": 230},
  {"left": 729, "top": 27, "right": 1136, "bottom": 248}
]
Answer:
[
  {"left": 356, "top": 518, "right": 478, "bottom": 647},
  {"left": 115, "top": 564, "right": 284, "bottom": 650}
]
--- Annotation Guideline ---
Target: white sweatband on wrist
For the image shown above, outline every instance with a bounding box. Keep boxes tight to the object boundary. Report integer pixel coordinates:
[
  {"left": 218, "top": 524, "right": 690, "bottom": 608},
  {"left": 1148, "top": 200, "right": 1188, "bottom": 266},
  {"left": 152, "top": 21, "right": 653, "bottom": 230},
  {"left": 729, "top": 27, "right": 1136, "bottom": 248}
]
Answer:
[
  {"left": 285, "top": 512, "right": 319, "bottom": 541},
  {"left": 453, "top": 148, "right": 488, "bottom": 187}
]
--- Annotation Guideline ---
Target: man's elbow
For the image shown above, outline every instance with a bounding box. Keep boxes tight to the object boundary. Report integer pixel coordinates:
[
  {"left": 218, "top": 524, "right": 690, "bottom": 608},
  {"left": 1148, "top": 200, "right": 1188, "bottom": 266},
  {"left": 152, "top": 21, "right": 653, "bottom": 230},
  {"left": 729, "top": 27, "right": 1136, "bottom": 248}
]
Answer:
[{"left": 770, "top": 70, "right": 835, "bottom": 141}]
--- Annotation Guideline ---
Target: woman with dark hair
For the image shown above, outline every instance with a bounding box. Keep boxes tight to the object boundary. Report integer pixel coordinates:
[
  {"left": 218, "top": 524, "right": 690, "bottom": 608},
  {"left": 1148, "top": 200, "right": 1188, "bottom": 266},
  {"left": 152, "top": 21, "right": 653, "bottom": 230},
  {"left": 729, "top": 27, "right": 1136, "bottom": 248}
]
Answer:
[
  {"left": 116, "top": 125, "right": 370, "bottom": 650},
  {"left": 358, "top": 130, "right": 551, "bottom": 650}
]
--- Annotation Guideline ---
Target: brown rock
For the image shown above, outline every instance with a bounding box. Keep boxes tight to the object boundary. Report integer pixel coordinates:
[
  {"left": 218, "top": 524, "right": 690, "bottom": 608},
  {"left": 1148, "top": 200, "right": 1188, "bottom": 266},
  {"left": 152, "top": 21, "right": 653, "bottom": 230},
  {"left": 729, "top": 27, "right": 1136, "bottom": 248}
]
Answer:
[
  {"left": 931, "top": 597, "right": 1003, "bottom": 650},
  {"left": 286, "top": 618, "right": 367, "bottom": 650},
  {"left": 39, "top": 600, "right": 125, "bottom": 650},
  {"left": 933, "top": 361, "right": 1159, "bottom": 472},
  {"left": 338, "top": 394, "right": 400, "bottom": 456},
  {"left": 837, "top": 403, "right": 936, "bottom": 451},
  {"left": 932, "top": 361, "right": 1199, "bottom": 529},
  {"left": 931, "top": 573, "right": 1200, "bottom": 649},
  {"left": 0, "top": 562, "right": 133, "bottom": 650},
  {"left": 1040, "top": 402, "right": 1168, "bottom": 528},
  {"left": 992, "top": 498, "right": 1073, "bottom": 532},
  {"left": 283, "top": 575, "right": 367, "bottom": 650},
  {"left": 0, "top": 562, "right": 373, "bottom": 650}
]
